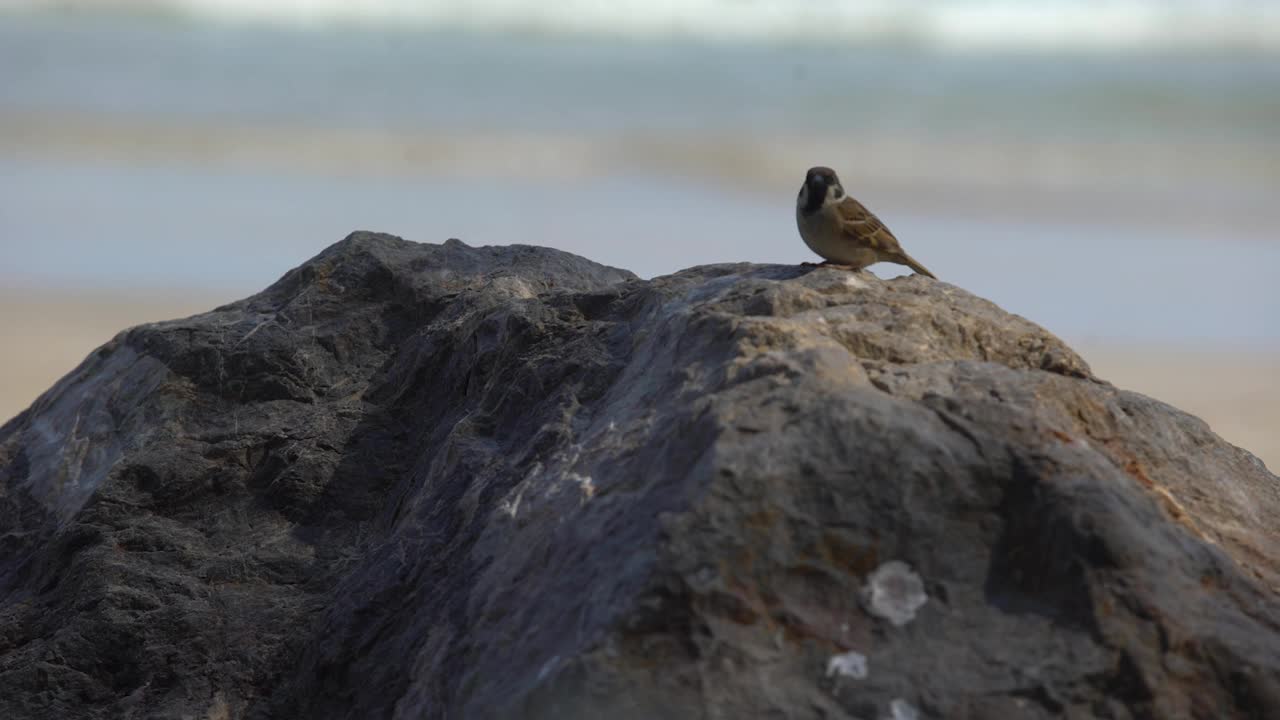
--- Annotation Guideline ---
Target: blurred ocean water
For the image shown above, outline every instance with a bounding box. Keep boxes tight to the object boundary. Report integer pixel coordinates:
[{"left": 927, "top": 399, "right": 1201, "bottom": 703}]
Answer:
[
  {"left": 1, "top": 4, "right": 1278, "bottom": 345},
  {"left": 5, "top": 7, "right": 1280, "bottom": 141}
]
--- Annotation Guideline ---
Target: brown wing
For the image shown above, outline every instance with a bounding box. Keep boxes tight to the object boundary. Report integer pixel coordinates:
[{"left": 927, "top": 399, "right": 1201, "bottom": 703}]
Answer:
[{"left": 835, "top": 195, "right": 903, "bottom": 254}]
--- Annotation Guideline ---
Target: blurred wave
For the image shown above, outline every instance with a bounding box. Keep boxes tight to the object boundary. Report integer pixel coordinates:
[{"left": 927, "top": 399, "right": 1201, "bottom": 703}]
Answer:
[{"left": 5, "top": 0, "right": 1280, "bottom": 52}]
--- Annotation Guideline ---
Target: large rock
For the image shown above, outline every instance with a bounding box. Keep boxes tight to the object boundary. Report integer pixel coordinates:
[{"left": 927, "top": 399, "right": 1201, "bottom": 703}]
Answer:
[{"left": 0, "top": 233, "right": 1276, "bottom": 719}]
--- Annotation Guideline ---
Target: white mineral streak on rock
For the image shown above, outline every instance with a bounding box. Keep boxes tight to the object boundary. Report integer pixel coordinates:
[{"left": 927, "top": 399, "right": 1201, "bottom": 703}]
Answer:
[
  {"left": 566, "top": 471, "right": 595, "bottom": 500},
  {"left": 536, "top": 655, "right": 560, "bottom": 682},
  {"left": 500, "top": 462, "right": 541, "bottom": 518}
]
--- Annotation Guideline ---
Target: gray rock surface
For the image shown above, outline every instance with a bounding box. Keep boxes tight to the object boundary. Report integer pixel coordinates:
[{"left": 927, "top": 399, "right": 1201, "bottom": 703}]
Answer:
[{"left": 1, "top": 232, "right": 1277, "bottom": 719}]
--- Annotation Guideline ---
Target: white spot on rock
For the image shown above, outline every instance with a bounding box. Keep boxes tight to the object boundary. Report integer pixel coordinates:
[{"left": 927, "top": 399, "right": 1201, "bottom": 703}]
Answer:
[
  {"left": 489, "top": 276, "right": 537, "bottom": 299},
  {"left": 887, "top": 698, "right": 919, "bottom": 720},
  {"left": 863, "top": 561, "right": 928, "bottom": 626},
  {"left": 825, "top": 650, "right": 868, "bottom": 679},
  {"left": 839, "top": 271, "right": 870, "bottom": 288}
]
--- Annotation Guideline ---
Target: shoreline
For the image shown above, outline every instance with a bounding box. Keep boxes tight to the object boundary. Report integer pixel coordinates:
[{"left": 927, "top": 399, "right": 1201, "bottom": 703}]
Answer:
[{"left": 4, "top": 112, "right": 1279, "bottom": 243}]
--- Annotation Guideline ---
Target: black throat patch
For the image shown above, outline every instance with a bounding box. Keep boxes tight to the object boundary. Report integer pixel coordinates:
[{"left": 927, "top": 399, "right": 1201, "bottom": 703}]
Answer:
[{"left": 800, "top": 180, "right": 827, "bottom": 216}]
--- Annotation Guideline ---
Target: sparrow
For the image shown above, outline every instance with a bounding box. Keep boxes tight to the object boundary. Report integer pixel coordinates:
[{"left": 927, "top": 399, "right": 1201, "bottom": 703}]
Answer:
[{"left": 796, "top": 166, "right": 936, "bottom": 279}]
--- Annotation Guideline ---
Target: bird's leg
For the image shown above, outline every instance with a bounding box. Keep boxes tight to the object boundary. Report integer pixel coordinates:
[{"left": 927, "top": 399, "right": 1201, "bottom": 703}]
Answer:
[{"left": 802, "top": 260, "right": 863, "bottom": 271}]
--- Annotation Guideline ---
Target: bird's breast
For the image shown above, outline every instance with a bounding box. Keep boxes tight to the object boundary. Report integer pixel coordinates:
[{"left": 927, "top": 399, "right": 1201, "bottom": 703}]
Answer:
[{"left": 796, "top": 206, "right": 876, "bottom": 267}]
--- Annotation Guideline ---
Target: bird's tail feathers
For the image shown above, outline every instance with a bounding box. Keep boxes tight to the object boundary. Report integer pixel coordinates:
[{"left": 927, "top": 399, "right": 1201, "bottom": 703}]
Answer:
[{"left": 896, "top": 252, "right": 937, "bottom": 279}]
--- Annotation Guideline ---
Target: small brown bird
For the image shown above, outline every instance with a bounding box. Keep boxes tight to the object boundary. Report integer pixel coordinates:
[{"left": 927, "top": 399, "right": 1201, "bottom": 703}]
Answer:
[{"left": 795, "top": 166, "right": 936, "bottom": 279}]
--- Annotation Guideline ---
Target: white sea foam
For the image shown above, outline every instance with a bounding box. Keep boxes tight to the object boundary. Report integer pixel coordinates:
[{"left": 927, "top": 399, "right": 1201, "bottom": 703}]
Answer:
[{"left": 6, "top": 0, "right": 1280, "bottom": 52}]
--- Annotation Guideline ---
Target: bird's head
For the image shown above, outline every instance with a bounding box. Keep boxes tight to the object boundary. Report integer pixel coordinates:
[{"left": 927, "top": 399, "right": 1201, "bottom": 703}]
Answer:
[{"left": 797, "top": 166, "right": 844, "bottom": 215}]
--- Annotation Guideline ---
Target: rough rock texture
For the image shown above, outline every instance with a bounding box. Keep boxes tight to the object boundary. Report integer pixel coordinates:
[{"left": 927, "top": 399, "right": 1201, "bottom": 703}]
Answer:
[{"left": 1, "top": 232, "right": 1277, "bottom": 720}]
